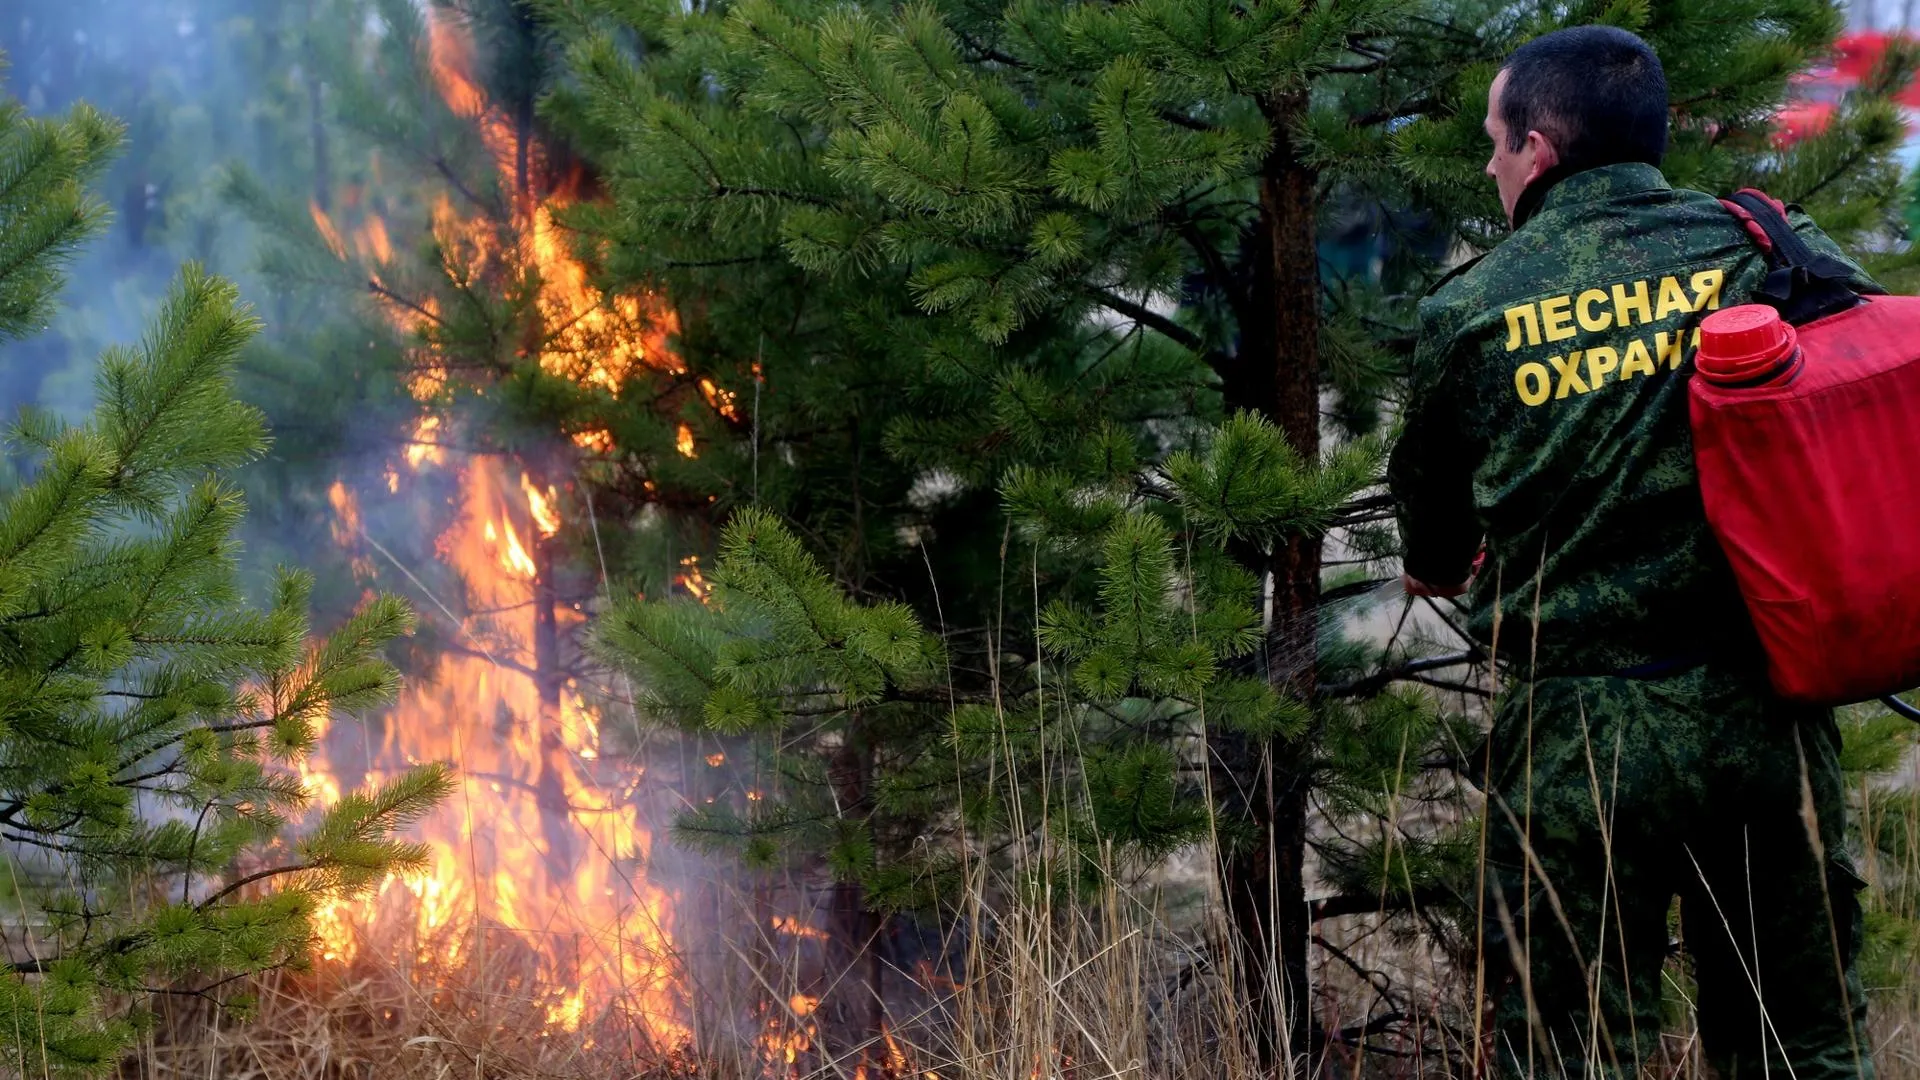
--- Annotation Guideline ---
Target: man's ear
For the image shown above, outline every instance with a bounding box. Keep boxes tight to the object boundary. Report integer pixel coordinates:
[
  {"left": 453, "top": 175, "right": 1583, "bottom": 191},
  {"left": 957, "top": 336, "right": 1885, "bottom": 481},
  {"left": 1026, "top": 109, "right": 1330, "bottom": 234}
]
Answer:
[{"left": 1523, "top": 129, "right": 1560, "bottom": 185}]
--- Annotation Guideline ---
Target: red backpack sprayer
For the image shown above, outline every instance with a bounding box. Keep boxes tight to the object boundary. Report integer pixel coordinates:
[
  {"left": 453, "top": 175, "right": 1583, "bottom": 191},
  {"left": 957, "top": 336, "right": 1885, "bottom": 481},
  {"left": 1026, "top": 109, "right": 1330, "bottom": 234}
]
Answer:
[{"left": 1692, "top": 190, "right": 1920, "bottom": 714}]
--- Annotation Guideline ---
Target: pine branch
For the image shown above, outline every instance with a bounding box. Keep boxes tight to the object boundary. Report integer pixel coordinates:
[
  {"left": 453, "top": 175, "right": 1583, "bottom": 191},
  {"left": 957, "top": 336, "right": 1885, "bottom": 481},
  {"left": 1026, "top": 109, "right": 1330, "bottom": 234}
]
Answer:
[
  {"left": 1085, "top": 287, "right": 1220, "bottom": 363},
  {"left": 1310, "top": 884, "right": 1453, "bottom": 920},
  {"left": 713, "top": 185, "right": 837, "bottom": 209},
  {"left": 367, "top": 279, "right": 445, "bottom": 327},
  {"left": 1319, "top": 651, "right": 1481, "bottom": 698},
  {"left": 1405, "top": 673, "right": 1489, "bottom": 698}
]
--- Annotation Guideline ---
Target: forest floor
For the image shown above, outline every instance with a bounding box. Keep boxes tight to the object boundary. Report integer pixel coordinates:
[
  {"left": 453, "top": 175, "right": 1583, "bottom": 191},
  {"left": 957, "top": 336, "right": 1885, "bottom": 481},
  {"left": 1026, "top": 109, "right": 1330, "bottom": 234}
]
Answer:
[{"left": 124, "top": 579, "right": 1920, "bottom": 1079}]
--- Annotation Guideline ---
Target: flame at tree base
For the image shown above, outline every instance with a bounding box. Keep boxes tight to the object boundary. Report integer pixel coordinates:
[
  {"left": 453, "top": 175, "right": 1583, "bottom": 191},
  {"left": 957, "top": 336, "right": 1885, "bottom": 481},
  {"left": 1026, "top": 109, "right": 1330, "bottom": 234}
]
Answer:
[
  {"left": 137, "top": 933, "right": 702, "bottom": 1078},
  {"left": 306, "top": 458, "right": 693, "bottom": 1053},
  {"left": 264, "top": 11, "right": 947, "bottom": 1076},
  {"left": 134, "top": 930, "right": 946, "bottom": 1080},
  {"left": 308, "top": 460, "right": 943, "bottom": 1078}
]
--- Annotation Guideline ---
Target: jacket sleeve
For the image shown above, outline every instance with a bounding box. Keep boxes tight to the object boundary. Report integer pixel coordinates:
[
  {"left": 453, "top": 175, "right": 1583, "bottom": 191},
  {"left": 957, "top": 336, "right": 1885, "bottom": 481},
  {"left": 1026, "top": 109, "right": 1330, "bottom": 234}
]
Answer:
[
  {"left": 1789, "top": 209, "right": 1886, "bottom": 296},
  {"left": 1387, "top": 298, "right": 1483, "bottom": 588}
]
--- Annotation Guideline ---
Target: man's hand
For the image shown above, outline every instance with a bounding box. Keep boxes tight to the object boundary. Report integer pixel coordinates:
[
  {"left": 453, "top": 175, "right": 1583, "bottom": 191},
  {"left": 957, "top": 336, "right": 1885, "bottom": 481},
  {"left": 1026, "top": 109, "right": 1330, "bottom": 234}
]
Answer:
[{"left": 1402, "top": 573, "right": 1469, "bottom": 599}]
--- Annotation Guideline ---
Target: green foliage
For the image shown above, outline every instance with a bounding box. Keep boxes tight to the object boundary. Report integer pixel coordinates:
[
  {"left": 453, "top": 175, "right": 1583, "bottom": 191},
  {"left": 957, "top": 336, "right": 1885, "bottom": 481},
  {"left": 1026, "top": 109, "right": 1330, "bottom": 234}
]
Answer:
[
  {"left": 551, "top": 0, "right": 1918, "bottom": 956},
  {"left": 12, "top": 0, "right": 1913, "bottom": 1060},
  {"left": 595, "top": 509, "right": 961, "bottom": 904},
  {"left": 0, "top": 74, "right": 443, "bottom": 1075},
  {"left": 1164, "top": 415, "right": 1385, "bottom": 545},
  {"left": 0, "top": 92, "right": 119, "bottom": 343},
  {"left": 1844, "top": 699, "right": 1920, "bottom": 983}
]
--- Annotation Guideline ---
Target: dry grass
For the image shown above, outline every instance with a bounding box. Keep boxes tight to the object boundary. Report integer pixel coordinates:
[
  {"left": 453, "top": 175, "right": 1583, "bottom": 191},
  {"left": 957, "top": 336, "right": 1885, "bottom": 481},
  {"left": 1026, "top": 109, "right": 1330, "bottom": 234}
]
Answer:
[
  {"left": 125, "top": 734, "right": 1920, "bottom": 1080},
  {"left": 124, "top": 840, "right": 1920, "bottom": 1080},
  {"left": 123, "top": 654, "right": 1920, "bottom": 1080},
  {"left": 129, "top": 926, "right": 698, "bottom": 1080},
  {"left": 127, "top": 858, "right": 1262, "bottom": 1080}
]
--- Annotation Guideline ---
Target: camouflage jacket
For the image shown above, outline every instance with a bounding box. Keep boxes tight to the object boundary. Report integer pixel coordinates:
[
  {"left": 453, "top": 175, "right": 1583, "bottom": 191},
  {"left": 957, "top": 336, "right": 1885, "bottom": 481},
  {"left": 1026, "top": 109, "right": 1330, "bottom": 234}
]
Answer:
[{"left": 1387, "top": 162, "right": 1879, "bottom": 675}]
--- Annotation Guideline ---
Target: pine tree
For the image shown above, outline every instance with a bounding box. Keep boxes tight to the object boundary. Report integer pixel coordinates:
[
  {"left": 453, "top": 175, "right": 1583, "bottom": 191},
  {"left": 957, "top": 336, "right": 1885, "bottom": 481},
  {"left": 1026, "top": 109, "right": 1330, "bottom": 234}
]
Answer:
[
  {"left": 543, "top": 0, "right": 1419, "bottom": 1062},
  {"left": 551, "top": 0, "right": 1920, "bottom": 1066},
  {"left": 0, "top": 67, "right": 447, "bottom": 1075}
]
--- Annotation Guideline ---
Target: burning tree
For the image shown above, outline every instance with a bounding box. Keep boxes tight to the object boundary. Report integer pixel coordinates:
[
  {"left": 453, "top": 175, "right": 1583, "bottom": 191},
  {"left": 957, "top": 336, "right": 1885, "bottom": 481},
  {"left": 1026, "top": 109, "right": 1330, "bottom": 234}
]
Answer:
[
  {"left": 0, "top": 68, "right": 447, "bottom": 1074},
  {"left": 218, "top": 0, "right": 735, "bottom": 1063}
]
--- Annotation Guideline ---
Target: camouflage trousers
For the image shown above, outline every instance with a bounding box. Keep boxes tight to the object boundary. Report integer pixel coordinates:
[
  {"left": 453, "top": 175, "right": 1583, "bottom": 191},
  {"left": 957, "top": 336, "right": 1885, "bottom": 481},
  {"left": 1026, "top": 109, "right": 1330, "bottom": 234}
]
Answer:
[{"left": 1478, "top": 665, "right": 1871, "bottom": 1080}]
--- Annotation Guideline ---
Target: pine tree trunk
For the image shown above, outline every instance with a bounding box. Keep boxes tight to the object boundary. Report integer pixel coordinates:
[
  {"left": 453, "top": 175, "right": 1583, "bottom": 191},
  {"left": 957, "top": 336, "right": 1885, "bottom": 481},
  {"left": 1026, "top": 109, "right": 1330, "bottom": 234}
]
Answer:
[
  {"left": 516, "top": 96, "right": 535, "bottom": 216},
  {"left": 533, "top": 499, "right": 576, "bottom": 883},
  {"left": 827, "top": 723, "right": 883, "bottom": 1069},
  {"left": 1211, "top": 90, "right": 1320, "bottom": 1076}
]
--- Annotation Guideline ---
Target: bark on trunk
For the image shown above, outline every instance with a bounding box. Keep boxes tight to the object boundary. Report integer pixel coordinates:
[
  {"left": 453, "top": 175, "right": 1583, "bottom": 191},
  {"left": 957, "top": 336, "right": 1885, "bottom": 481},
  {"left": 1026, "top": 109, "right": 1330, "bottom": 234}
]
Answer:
[
  {"left": 516, "top": 95, "right": 535, "bottom": 216},
  {"left": 827, "top": 724, "right": 884, "bottom": 1070},
  {"left": 533, "top": 489, "right": 576, "bottom": 882},
  {"left": 1209, "top": 90, "right": 1321, "bottom": 1076}
]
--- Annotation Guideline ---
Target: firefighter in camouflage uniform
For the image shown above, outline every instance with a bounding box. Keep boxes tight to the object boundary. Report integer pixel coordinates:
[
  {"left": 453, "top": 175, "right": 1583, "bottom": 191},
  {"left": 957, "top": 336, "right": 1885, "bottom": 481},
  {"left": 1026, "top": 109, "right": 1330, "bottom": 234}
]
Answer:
[{"left": 1388, "top": 26, "right": 1882, "bottom": 1080}]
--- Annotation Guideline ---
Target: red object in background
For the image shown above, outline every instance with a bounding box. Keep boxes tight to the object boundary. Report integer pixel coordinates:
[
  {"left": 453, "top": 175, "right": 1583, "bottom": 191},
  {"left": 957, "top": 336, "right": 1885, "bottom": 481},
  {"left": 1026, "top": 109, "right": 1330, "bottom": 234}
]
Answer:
[
  {"left": 1828, "top": 31, "right": 1920, "bottom": 93},
  {"left": 1774, "top": 32, "right": 1920, "bottom": 147},
  {"left": 1691, "top": 299, "right": 1920, "bottom": 703}
]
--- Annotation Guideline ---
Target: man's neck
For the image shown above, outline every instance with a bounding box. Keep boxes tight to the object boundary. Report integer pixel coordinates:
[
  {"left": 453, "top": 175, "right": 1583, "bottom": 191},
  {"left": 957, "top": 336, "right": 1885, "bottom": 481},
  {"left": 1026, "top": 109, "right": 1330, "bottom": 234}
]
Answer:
[
  {"left": 1511, "top": 160, "right": 1671, "bottom": 230},
  {"left": 1510, "top": 163, "right": 1582, "bottom": 229}
]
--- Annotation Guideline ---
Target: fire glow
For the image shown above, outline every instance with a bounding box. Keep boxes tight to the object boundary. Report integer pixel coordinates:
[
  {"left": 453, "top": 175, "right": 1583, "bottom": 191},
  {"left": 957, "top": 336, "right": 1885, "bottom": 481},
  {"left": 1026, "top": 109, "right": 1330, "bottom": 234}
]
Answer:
[
  {"left": 287, "top": 11, "right": 908, "bottom": 1075},
  {"left": 313, "top": 469, "right": 688, "bottom": 1048},
  {"left": 294, "top": 7, "right": 720, "bottom": 1059}
]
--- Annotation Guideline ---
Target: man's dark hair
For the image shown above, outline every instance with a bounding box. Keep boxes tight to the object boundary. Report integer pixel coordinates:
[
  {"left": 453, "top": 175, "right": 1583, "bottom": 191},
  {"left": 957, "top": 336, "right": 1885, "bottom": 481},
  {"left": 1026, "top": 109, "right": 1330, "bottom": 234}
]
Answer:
[{"left": 1501, "top": 26, "right": 1669, "bottom": 170}]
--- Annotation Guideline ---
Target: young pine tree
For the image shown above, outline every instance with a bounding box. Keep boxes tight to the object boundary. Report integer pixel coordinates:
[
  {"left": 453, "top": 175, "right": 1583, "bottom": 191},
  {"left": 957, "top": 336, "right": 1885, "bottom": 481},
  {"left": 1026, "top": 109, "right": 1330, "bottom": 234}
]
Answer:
[
  {"left": 0, "top": 68, "right": 447, "bottom": 1075},
  {"left": 547, "top": 0, "right": 1429, "bottom": 1063},
  {"left": 554, "top": 0, "right": 1920, "bottom": 1066}
]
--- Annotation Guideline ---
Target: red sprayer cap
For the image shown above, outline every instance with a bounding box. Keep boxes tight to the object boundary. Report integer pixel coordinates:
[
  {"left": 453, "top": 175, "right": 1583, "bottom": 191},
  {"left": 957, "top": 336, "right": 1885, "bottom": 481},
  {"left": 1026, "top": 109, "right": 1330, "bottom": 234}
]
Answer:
[{"left": 1697, "top": 304, "right": 1800, "bottom": 386}]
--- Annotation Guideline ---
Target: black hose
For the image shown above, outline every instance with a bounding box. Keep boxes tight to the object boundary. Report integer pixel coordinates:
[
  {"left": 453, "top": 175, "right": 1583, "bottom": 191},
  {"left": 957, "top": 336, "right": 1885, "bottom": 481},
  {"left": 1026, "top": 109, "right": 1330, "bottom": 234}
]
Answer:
[{"left": 1881, "top": 695, "right": 1920, "bottom": 723}]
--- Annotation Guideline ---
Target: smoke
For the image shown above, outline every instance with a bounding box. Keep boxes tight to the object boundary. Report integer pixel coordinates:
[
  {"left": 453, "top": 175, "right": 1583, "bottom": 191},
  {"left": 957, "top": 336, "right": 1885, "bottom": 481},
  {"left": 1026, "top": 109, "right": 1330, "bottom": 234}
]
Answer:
[
  {"left": 0, "top": 6, "right": 971, "bottom": 1067},
  {"left": 0, "top": 1, "right": 298, "bottom": 421}
]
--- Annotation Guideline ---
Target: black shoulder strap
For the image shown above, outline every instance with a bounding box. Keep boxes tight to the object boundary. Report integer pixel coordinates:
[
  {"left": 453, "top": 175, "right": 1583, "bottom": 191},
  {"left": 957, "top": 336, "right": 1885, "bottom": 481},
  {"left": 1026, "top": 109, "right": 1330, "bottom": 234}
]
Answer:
[
  {"left": 1724, "top": 190, "right": 1861, "bottom": 325},
  {"left": 1423, "top": 252, "right": 1485, "bottom": 299}
]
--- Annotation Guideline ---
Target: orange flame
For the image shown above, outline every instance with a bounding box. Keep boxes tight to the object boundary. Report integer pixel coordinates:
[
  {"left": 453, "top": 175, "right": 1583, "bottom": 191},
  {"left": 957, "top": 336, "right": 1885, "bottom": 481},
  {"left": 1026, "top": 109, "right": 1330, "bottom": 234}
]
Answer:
[
  {"left": 358, "top": 11, "right": 729, "bottom": 491},
  {"left": 881, "top": 1024, "right": 941, "bottom": 1080},
  {"left": 495, "top": 514, "right": 538, "bottom": 579},
  {"left": 423, "top": 16, "right": 686, "bottom": 403},
  {"left": 771, "top": 915, "right": 828, "bottom": 942},
  {"left": 297, "top": 10, "right": 778, "bottom": 1057},
  {"left": 675, "top": 554, "right": 711, "bottom": 603},
  {"left": 758, "top": 998, "right": 818, "bottom": 1072},
  {"left": 327, "top": 480, "right": 362, "bottom": 547},
  {"left": 573, "top": 428, "right": 615, "bottom": 454},
  {"left": 523, "top": 474, "right": 562, "bottom": 537},
  {"left": 427, "top": 17, "right": 524, "bottom": 197},
  {"left": 699, "top": 377, "right": 740, "bottom": 422},
  {"left": 325, "top": 481, "right": 377, "bottom": 580},
  {"left": 310, "top": 200, "right": 347, "bottom": 259},
  {"left": 407, "top": 414, "right": 446, "bottom": 468},
  {"left": 311, "top": 199, "right": 392, "bottom": 267},
  {"left": 314, "top": 460, "right": 690, "bottom": 1046},
  {"left": 356, "top": 214, "right": 393, "bottom": 265}
]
